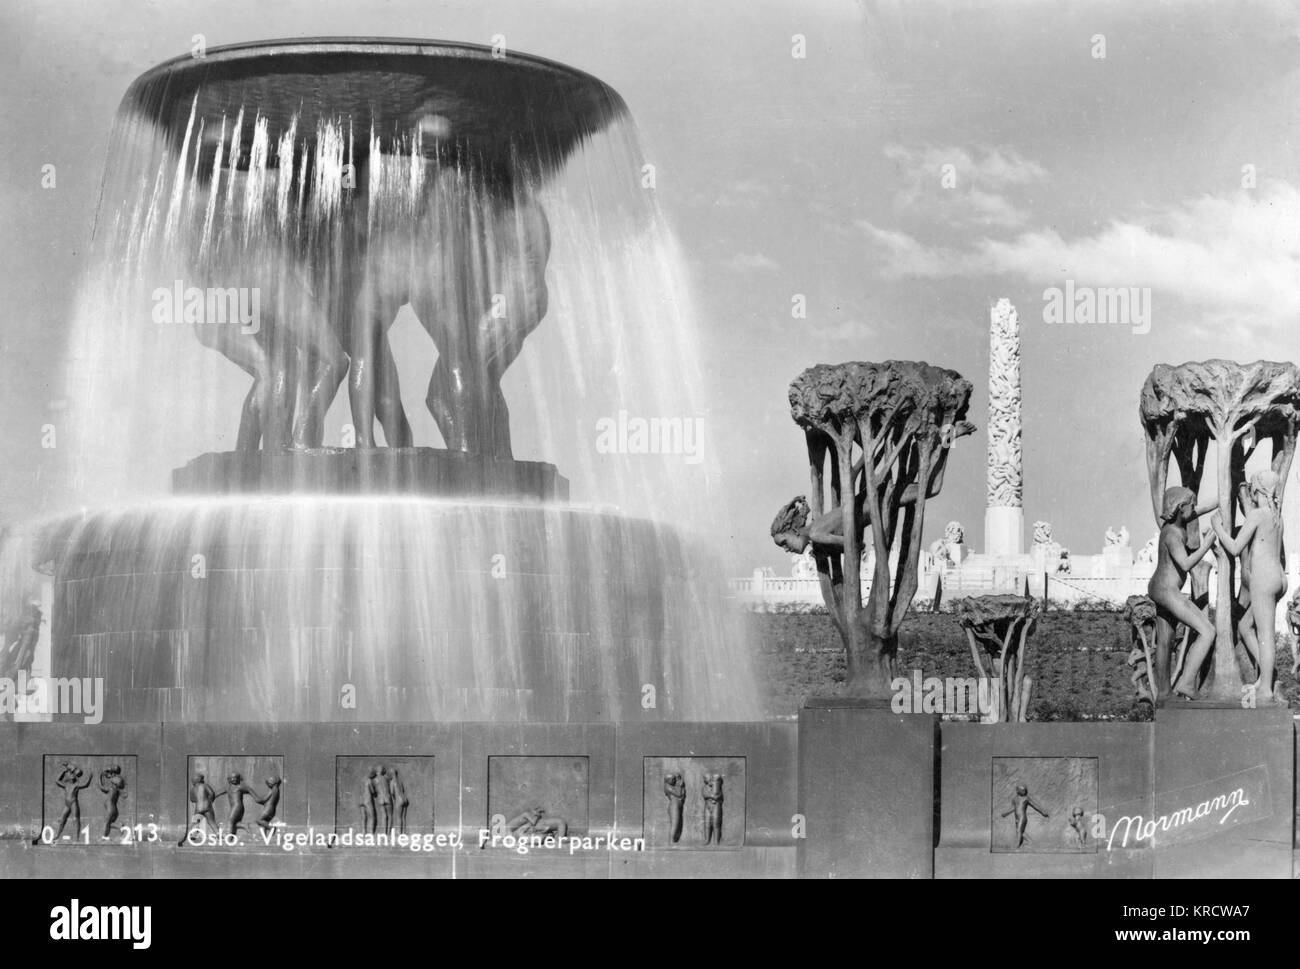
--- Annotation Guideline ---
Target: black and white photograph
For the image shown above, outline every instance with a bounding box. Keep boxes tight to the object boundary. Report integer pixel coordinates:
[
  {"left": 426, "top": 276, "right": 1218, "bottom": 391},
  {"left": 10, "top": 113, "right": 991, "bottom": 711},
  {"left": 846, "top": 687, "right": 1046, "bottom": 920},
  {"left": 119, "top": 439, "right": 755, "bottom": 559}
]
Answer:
[{"left": 0, "top": 0, "right": 1295, "bottom": 936}]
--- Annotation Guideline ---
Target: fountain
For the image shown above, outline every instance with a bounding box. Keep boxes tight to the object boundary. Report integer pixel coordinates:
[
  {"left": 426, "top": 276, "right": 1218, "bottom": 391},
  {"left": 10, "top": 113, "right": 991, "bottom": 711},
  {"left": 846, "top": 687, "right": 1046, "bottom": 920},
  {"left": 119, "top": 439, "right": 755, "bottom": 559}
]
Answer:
[{"left": 12, "top": 39, "right": 757, "bottom": 724}]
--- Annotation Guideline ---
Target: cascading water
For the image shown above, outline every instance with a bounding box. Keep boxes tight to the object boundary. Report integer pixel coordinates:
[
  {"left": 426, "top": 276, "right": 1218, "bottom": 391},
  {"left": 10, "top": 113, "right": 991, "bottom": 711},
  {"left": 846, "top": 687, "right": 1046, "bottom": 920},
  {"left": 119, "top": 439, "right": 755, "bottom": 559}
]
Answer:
[{"left": 1, "top": 39, "right": 757, "bottom": 723}]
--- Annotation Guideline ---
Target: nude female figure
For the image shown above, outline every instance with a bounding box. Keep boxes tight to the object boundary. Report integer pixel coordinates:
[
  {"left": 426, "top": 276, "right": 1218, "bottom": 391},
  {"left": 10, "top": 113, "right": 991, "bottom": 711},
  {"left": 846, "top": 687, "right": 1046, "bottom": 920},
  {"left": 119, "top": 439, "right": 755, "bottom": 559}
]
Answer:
[
  {"left": 1212, "top": 469, "right": 1289, "bottom": 707},
  {"left": 1148, "top": 487, "right": 1219, "bottom": 700},
  {"left": 1230, "top": 481, "right": 1263, "bottom": 672}
]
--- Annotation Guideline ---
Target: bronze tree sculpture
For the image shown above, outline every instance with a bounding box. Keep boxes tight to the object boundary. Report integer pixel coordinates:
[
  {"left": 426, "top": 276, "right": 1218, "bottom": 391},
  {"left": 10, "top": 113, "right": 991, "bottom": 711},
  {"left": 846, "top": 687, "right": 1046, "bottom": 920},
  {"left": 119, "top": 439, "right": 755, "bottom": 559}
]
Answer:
[
  {"left": 954, "top": 594, "right": 1040, "bottom": 722},
  {"left": 1140, "top": 360, "right": 1300, "bottom": 703},
  {"left": 774, "top": 361, "right": 974, "bottom": 698}
]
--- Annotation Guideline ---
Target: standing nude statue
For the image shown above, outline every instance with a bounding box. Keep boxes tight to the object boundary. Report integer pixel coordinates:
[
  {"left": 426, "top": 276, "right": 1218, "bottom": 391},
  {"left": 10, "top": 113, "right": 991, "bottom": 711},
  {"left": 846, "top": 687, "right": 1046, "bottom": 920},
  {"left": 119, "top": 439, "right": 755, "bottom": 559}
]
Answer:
[
  {"left": 98, "top": 765, "right": 126, "bottom": 840},
  {"left": 256, "top": 776, "right": 282, "bottom": 832},
  {"left": 1001, "top": 784, "right": 1049, "bottom": 849},
  {"left": 387, "top": 767, "right": 409, "bottom": 835},
  {"left": 702, "top": 774, "right": 724, "bottom": 846},
  {"left": 375, "top": 765, "right": 394, "bottom": 834},
  {"left": 1212, "top": 469, "right": 1289, "bottom": 707},
  {"left": 663, "top": 771, "right": 685, "bottom": 844},
  {"left": 359, "top": 767, "right": 378, "bottom": 835},
  {"left": 50, "top": 763, "right": 93, "bottom": 841},
  {"left": 1228, "top": 481, "right": 1264, "bottom": 674},
  {"left": 1148, "top": 487, "right": 1219, "bottom": 700}
]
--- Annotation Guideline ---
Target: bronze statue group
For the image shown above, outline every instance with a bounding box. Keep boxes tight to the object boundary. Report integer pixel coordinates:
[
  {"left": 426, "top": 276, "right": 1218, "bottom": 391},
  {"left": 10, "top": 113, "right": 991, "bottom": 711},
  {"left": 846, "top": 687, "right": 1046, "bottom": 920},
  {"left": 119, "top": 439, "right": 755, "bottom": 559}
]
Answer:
[{"left": 1149, "top": 472, "right": 1288, "bottom": 706}]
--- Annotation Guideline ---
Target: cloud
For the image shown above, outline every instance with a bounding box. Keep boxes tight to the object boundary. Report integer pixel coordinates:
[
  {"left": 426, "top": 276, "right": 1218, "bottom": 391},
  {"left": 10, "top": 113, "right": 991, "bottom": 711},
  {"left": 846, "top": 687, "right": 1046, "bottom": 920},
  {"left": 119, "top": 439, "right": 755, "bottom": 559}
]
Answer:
[
  {"left": 722, "top": 251, "right": 780, "bottom": 272},
  {"left": 859, "top": 179, "right": 1300, "bottom": 331},
  {"left": 855, "top": 221, "right": 960, "bottom": 276},
  {"left": 883, "top": 144, "right": 1048, "bottom": 228},
  {"left": 710, "top": 177, "right": 777, "bottom": 209},
  {"left": 814, "top": 318, "right": 875, "bottom": 342}
]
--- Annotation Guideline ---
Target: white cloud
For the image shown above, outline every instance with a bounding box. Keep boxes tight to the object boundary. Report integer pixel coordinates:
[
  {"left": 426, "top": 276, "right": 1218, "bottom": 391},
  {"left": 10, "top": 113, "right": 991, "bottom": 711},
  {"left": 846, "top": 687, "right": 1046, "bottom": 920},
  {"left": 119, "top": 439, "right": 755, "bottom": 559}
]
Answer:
[
  {"left": 859, "top": 179, "right": 1300, "bottom": 331},
  {"left": 883, "top": 144, "right": 1048, "bottom": 228},
  {"left": 855, "top": 220, "right": 962, "bottom": 276},
  {"left": 710, "top": 178, "right": 777, "bottom": 209},
  {"left": 722, "top": 251, "right": 780, "bottom": 272},
  {"left": 815, "top": 318, "right": 875, "bottom": 342}
]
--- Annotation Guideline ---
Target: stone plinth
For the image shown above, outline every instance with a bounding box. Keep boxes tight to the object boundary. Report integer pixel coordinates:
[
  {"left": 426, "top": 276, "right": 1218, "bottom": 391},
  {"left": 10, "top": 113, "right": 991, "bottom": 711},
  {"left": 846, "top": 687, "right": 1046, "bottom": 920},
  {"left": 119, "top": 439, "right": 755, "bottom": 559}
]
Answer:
[
  {"left": 43, "top": 501, "right": 745, "bottom": 723},
  {"left": 797, "top": 701, "right": 936, "bottom": 878},
  {"left": 984, "top": 505, "right": 1024, "bottom": 558},
  {"left": 1152, "top": 707, "right": 1294, "bottom": 878},
  {"left": 935, "top": 723, "right": 1153, "bottom": 878},
  {"left": 0, "top": 721, "right": 795, "bottom": 879}
]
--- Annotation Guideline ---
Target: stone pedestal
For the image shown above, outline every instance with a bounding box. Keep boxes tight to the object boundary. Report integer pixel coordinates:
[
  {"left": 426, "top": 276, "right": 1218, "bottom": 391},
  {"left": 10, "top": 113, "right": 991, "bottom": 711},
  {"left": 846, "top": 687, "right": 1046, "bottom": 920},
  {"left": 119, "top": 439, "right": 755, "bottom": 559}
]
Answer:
[
  {"left": 42, "top": 502, "right": 727, "bottom": 723},
  {"left": 1152, "top": 708, "right": 1294, "bottom": 878},
  {"left": 935, "top": 723, "right": 1153, "bottom": 878},
  {"left": 797, "top": 701, "right": 936, "bottom": 878},
  {"left": 984, "top": 506, "right": 1023, "bottom": 558}
]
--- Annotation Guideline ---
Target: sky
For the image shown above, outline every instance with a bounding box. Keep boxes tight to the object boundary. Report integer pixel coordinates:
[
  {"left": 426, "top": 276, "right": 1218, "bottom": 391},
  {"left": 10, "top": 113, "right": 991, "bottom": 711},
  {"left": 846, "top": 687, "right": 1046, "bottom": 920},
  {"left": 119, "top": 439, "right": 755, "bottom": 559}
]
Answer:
[{"left": 0, "top": 0, "right": 1298, "bottom": 574}]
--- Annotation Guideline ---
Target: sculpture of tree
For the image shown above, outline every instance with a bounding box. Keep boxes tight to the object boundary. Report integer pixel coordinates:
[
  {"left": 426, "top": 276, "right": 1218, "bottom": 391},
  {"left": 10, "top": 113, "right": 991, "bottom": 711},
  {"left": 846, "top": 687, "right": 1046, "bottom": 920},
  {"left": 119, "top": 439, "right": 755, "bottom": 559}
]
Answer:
[
  {"left": 784, "top": 361, "right": 974, "bottom": 697},
  {"left": 954, "top": 595, "right": 1040, "bottom": 722},
  {"left": 1140, "top": 360, "right": 1300, "bottom": 702}
]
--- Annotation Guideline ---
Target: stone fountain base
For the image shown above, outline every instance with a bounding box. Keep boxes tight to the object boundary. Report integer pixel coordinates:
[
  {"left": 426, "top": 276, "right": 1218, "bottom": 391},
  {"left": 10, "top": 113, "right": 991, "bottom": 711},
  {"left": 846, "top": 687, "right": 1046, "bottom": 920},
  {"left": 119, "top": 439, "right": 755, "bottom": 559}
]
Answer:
[{"left": 42, "top": 497, "right": 753, "bottom": 723}]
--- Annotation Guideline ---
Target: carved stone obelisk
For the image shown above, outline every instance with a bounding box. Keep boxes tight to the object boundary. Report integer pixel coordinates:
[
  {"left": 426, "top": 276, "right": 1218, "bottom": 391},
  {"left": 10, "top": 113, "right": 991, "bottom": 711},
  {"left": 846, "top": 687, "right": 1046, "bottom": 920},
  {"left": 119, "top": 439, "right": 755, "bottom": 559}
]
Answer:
[{"left": 985, "top": 298, "right": 1024, "bottom": 557}]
